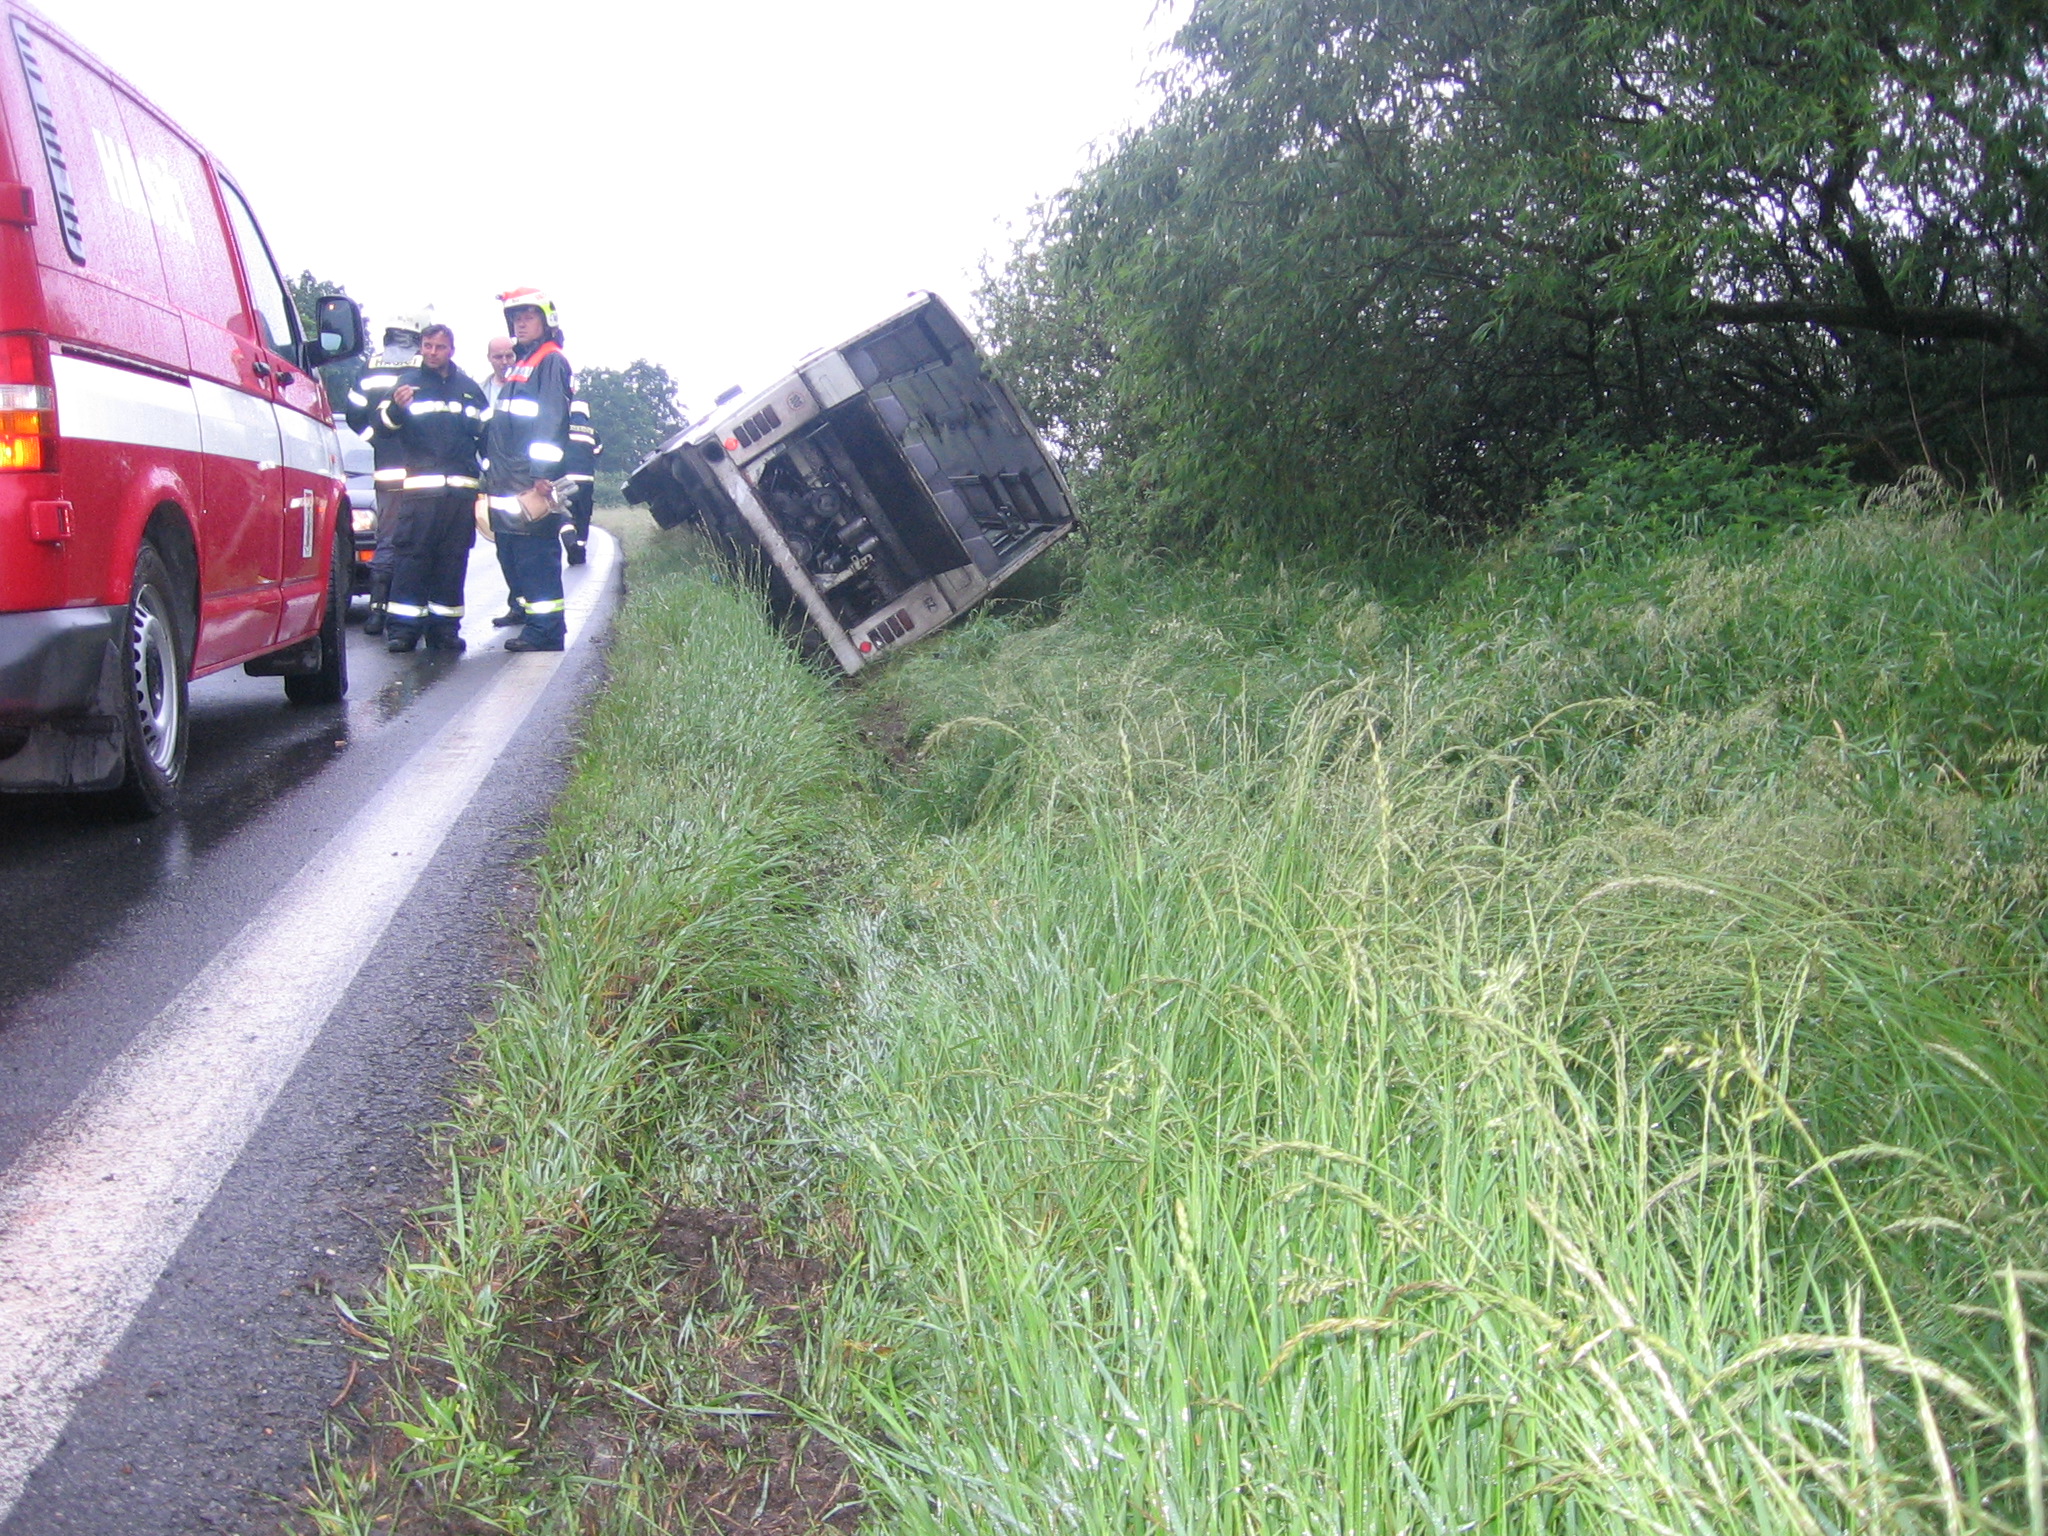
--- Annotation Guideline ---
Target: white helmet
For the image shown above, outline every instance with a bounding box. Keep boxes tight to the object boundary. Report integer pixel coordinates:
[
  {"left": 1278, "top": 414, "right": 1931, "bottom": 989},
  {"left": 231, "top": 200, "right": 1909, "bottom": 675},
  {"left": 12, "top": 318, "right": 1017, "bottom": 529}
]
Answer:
[
  {"left": 497, "top": 286, "right": 558, "bottom": 331},
  {"left": 382, "top": 306, "right": 436, "bottom": 343}
]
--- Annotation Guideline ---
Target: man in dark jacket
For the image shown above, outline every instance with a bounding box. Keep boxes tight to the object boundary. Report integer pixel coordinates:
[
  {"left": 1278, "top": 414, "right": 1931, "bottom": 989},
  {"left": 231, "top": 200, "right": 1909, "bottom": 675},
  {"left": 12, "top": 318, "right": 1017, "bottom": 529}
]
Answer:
[
  {"left": 482, "top": 288, "right": 574, "bottom": 652},
  {"left": 374, "top": 324, "right": 488, "bottom": 653}
]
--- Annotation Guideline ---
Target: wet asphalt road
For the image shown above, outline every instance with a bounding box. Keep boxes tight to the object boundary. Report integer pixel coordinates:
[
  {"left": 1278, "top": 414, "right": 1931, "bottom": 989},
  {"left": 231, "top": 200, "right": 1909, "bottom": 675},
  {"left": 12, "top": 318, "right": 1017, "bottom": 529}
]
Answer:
[{"left": 0, "top": 539, "right": 619, "bottom": 1534}]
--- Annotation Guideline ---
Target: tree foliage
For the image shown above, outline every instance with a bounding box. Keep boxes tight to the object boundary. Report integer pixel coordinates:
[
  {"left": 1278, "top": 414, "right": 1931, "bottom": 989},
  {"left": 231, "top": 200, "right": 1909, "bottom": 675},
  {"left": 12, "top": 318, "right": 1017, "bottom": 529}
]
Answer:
[
  {"left": 574, "top": 359, "right": 686, "bottom": 479},
  {"left": 980, "top": 0, "right": 2048, "bottom": 551}
]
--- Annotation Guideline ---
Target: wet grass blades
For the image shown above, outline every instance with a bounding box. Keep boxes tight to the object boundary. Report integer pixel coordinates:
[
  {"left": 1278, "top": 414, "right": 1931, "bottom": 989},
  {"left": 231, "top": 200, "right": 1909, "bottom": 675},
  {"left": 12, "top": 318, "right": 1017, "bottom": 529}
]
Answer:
[
  {"left": 296, "top": 524, "right": 863, "bottom": 1534},
  {"left": 301, "top": 470, "right": 2048, "bottom": 1533}
]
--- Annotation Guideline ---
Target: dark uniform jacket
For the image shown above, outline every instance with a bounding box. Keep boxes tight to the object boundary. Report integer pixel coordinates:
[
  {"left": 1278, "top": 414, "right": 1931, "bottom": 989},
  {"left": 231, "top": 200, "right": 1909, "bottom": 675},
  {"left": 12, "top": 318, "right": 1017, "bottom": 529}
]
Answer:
[
  {"left": 482, "top": 338, "right": 573, "bottom": 511},
  {"left": 346, "top": 348, "right": 420, "bottom": 491},
  {"left": 561, "top": 397, "right": 602, "bottom": 487},
  {"left": 374, "top": 364, "right": 487, "bottom": 485}
]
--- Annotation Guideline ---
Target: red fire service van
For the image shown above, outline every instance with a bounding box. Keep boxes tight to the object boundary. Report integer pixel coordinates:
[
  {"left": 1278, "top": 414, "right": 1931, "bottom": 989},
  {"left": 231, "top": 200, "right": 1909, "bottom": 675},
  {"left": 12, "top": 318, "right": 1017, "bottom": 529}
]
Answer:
[{"left": 0, "top": 4, "right": 364, "bottom": 815}]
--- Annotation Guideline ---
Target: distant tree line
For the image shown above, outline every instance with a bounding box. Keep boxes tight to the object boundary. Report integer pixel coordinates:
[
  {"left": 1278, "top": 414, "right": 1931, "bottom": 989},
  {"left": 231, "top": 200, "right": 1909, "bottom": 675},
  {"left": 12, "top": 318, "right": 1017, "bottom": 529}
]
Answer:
[
  {"left": 979, "top": 0, "right": 2048, "bottom": 553},
  {"left": 574, "top": 360, "right": 686, "bottom": 484}
]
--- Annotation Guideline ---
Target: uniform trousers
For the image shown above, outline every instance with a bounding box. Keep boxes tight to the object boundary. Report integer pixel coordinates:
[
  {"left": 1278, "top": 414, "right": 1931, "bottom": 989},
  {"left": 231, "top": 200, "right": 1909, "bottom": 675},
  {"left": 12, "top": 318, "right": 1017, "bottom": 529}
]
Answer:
[
  {"left": 371, "top": 487, "right": 404, "bottom": 579},
  {"left": 384, "top": 488, "right": 477, "bottom": 642},
  {"left": 565, "top": 481, "right": 594, "bottom": 545},
  {"left": 494, "top": 530, "right": 524, "bottom": 618},
  {"left": 499, "top": 524, "right": 567, "bottom": 647}
]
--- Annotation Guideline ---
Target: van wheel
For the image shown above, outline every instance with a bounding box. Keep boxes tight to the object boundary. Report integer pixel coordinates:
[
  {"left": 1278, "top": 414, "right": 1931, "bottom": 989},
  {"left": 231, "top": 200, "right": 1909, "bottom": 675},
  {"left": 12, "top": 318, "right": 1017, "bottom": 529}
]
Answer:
[
  {"left": 286, "top": 521, "right": 351, "bottom": 705},
  {"left": 110, "top": 541, "right": 189, "bottom": 817}
]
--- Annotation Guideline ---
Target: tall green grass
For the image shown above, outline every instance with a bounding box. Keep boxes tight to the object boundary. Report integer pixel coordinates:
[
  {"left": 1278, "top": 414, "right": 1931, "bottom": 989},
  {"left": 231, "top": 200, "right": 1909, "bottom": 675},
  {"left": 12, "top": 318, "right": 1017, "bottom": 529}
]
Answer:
[
  {"left": 816, "top": 472, "right": 2048, "bottom": 1533},
  {"left": 302, "top": 469, "right": 2047, "bottom": 1533},
  {"left": 302, "top": 531, "right": 858, "bottom": 1532}
]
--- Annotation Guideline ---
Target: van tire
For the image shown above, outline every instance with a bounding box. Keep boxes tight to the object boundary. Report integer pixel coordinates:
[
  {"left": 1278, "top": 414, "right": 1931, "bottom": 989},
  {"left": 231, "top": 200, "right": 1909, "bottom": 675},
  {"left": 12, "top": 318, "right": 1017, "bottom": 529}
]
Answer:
[
  {"left": 110, "top": 540, "right": 190, "bottom": 817},
  {"left": 286, "top": 522, "right": 351, "bottom": 706}
]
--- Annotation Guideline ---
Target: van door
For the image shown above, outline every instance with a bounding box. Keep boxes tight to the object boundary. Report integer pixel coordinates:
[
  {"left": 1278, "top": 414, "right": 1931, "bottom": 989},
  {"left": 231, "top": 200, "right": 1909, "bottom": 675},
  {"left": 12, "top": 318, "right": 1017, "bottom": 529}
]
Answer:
[
  {"left": 215, "top": 177, "right": 332, "bottom": 645},
  {"left": 114, "top": 94, "right": 284, "bottom": 670}
]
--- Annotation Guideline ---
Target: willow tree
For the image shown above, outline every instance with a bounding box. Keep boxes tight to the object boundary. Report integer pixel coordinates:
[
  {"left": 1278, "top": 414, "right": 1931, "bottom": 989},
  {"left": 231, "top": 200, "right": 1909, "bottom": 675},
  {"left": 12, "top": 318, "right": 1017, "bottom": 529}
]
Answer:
[{"left": 982, "top": 0, "right": 2048, "bottom": 549}]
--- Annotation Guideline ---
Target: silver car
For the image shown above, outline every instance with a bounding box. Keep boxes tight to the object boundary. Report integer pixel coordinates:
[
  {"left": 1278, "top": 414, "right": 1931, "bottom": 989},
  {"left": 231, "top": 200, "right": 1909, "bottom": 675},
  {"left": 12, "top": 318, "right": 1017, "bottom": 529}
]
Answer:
[{"left": 334, "top": 423, "right": 378, "bottom": 598}]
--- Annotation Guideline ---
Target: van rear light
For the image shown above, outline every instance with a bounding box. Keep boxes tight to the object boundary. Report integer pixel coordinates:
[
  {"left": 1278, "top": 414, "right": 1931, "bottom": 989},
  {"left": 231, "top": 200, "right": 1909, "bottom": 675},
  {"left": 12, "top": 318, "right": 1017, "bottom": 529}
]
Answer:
[{"left": 0, "top": 333, "right": 54, "bottom": 471}]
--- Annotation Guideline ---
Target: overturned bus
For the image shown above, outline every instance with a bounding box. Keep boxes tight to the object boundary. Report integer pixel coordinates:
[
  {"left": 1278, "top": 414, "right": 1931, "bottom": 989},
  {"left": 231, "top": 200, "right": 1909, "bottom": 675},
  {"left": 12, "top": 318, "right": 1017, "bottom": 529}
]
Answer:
[{"left": 623, "top": 296, "right": 1076, "bottom": 675}]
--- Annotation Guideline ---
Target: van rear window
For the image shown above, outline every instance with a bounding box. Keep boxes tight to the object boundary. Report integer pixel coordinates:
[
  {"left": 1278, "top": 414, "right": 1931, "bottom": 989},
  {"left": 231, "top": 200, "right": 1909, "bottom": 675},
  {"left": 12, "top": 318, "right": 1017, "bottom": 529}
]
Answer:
[{"left": 10, "top": 20, "right": 84, "bottom": 263}]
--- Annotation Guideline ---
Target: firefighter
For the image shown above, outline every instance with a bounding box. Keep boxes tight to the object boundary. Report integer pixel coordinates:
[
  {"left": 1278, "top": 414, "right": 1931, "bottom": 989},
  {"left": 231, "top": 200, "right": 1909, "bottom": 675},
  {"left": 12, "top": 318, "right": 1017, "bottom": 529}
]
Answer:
[
  {"left": 559, "top": 396, "right": 602, "bottom": 566},
  {"left": 482, "top": 287, "right": 574, "bottom": 652},
  {"left": 345, "top": 311, "right": 432, "bottom": 634},
  {"left": 374, "top": 323, "right": 487, "bottom": 653}
]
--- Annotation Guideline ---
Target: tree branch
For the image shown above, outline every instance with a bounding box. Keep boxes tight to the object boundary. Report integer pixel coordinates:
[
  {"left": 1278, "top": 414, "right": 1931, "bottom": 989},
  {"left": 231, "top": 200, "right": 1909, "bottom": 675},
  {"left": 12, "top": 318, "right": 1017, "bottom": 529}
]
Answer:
[{"left": 1704, "top": 299, "right": 2048, "bottom": 377}]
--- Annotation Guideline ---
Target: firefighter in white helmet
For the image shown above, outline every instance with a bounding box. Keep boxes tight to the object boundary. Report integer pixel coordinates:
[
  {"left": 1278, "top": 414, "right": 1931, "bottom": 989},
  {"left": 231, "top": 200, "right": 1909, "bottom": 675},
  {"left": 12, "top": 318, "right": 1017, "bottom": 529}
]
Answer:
[
  {"left": 345, "top": 310, "right": 433, "bottom": 633},
  {"left": 481, "top": 287, "right": 574, "bottom": 651}
]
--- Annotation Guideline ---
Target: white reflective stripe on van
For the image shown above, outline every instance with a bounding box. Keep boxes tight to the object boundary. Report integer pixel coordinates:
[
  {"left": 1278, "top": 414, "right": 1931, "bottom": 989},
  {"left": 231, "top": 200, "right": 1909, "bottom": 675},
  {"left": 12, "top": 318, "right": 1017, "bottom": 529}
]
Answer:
[
  {"left": 277, "top": 407, "right": 340, "bottom": 477},
  {"left": 49, "top": 355, "right": 202, "bottom": 455},
  {"left": 191, "top": 377, "right": 281, "bottom": 467}
]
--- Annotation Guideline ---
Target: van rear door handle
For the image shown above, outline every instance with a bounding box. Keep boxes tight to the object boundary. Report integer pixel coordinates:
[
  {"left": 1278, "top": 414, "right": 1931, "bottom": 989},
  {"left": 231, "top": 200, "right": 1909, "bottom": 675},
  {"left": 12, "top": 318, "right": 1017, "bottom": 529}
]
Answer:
[{"left": 252, "top": 359, "right": 271, "bottom": 379}]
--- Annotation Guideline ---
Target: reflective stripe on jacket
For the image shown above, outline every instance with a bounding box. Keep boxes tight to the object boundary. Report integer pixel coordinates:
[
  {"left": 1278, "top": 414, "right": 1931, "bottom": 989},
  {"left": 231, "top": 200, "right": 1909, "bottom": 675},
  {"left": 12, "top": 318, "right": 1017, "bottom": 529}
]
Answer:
[
  {"left": 374, "top": 364, "right": 489, "bottom": 480},
  {"left": 562, "top": 397, "right": 602, "bottom": 480},
  {"left": 482, "top": 338, "right": 573, "bottom": 497},
  {"left": 345, "top": 349, "right": 420, "bottom": 477}
]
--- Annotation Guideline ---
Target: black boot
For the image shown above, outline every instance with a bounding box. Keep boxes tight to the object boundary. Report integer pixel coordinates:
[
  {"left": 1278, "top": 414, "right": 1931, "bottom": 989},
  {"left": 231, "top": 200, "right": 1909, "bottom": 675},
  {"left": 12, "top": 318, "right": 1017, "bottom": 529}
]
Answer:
[{"left": 363, "top": 571, "right": 390, "bottom": 635}]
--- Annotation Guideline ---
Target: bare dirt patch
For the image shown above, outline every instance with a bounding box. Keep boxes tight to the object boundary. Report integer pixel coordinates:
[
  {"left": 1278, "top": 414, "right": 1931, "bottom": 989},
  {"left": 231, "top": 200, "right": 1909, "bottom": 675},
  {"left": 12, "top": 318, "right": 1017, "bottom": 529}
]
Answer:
[
  {"left": 284, "top": 1202, "right": 860, "bottom": 1535},
  {"left": 639, "top": 1207, "right": 861, "bottom": 1534},
  {"left": 854, "top": 698, "right": 917, "bottom": 775}
]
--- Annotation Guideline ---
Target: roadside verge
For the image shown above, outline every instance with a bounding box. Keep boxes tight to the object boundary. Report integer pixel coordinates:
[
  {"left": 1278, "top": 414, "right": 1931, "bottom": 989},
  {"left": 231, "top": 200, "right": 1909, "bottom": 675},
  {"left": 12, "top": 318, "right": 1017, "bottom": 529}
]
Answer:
[{"left": 299, "top": 525, "right": 864, "bottom": 1532}]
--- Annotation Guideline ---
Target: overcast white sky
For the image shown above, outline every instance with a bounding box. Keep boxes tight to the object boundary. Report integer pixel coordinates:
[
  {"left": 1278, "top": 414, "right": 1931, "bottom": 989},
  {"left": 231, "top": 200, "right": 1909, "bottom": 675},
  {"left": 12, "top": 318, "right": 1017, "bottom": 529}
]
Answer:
[{"left": 35, "top": 0, "right": 1179, "bottom": 413}]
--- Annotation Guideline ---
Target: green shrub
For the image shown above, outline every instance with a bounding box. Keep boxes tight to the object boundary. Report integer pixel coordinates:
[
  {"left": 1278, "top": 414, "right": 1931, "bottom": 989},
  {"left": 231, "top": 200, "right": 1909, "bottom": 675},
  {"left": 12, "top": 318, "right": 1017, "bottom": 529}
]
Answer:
[{"left": 1519, "top": 443, "right": 1855, "bottom": 567}]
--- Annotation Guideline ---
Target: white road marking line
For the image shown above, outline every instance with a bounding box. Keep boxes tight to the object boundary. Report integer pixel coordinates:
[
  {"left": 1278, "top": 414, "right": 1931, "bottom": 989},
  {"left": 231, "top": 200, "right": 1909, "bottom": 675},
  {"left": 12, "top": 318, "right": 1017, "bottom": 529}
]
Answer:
[{"left": 0, "top": 530, "right": 617, "bottom": 1519}]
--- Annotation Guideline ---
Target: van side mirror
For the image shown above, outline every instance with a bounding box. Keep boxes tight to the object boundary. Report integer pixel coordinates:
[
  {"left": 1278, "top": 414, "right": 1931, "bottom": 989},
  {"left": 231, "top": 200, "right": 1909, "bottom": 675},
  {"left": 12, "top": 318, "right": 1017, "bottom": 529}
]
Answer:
[{"left": 303, "top": 294, "right": 363, "bottom": 368}]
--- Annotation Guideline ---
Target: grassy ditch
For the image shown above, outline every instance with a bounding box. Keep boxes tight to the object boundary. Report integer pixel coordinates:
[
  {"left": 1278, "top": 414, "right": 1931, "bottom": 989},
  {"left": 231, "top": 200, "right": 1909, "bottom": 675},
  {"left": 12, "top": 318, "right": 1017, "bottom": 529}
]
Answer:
[
  {"left": 302, "top": 524, "right": 867, "bottom": 1532},
  {"left": 303, "top": 468, "right": 2048, "bottom": 1533}
]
